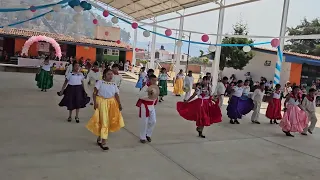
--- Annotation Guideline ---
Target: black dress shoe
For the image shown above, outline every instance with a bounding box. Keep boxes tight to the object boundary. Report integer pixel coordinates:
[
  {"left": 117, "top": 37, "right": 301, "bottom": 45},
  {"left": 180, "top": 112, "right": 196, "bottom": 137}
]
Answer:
[
  {"left": 75, "top": 117, "right": 80, "bottom": 123},
  {"left": 146, "top": 136, "right": 152, "bottom": 142},
  {"left": 67, "top": 117, "right": 72, "bottom": 122},
  {"left": 140, "top": 139, "right": 147, "bottom": 144},
  {"left": 301, "top": 132, "right": 308, "bottom": 136},
  {"left": 99, "top": 143, "right": 109, "bottom": 151},
  {"left": 270, "top": 120, "right": 273, "bottom": 124},
  {"left": 230, "top": 119, "right": 235, "bottom": 124},
  {"left": 254, "top": 121, "right": 261, "bottom": 124},
  {"left": 235, "top": 120, "right": 240, "bottom": 124},
  {"left": 308, "top": 129, "right": 313, "bottom": 134},
  {"left": 273, "top": 120, "right": 279, "bottom": 124}
]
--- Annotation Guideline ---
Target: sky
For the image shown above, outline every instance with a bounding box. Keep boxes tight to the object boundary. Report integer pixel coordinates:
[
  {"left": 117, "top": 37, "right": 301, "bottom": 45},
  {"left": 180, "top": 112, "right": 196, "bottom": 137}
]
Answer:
[{"left": 97, "top": 0, "right": 320, "bottom": 56}]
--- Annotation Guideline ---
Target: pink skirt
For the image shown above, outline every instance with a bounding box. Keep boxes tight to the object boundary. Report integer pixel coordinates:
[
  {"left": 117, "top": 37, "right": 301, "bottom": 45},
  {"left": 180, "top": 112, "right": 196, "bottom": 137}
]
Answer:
[{"left": 280, "top": 104, "right": 308, "bottom": 133}]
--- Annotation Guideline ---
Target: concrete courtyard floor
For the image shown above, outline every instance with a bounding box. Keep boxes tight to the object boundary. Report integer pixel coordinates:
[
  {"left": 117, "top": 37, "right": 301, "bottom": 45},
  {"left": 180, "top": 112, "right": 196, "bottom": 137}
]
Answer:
[{"left": 1, "top": 71, "right": 320, "bottom": 180}]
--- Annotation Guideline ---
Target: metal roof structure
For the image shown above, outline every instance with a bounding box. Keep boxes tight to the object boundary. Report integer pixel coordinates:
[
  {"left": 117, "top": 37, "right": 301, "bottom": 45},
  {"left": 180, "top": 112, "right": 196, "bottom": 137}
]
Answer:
[{"left": 97, "top": 0, "right": 216, "bottom": 21}]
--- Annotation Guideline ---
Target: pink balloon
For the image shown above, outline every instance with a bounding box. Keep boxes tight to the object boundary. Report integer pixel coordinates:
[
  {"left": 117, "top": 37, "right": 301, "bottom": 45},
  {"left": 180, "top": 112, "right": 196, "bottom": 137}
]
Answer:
[
  {"left": 271, "top": 38, "right": 280, "bottom": 48},
  {"left": 135, "top": 48, "right": 139, "bottom": 52},
  {"left": 132, "top": 22, "right": 138, "bottom": 29},
  {"left": 116, "top": 40, "right": 121, "bottom": 44},
  {"left": 93, "top": 19, "right": 98, "bottom": 25},
  {"left": 103, "top": 10, "right": 109, "bottom": 17},
  {"left": 30, "top": 6, "right": 36, "bottom": 12},
  {"left": 165, "top": 29, "right": 172, "bottom": 36},
  {"left": 105, "top": 31, "right": 109, "bottom": 36},
  {"left": 201, "top": 34, "right": 209, "bottom": 42}
]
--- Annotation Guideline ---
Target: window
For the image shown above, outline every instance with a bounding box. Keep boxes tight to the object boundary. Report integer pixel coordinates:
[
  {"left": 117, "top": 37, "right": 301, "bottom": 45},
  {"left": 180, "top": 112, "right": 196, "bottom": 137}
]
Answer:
[
  {"left": 103, "top": 49, "right": 119, "bottom": 56},
  {"left": 181, "top": 55, "right": 184, "bottom": 60}
]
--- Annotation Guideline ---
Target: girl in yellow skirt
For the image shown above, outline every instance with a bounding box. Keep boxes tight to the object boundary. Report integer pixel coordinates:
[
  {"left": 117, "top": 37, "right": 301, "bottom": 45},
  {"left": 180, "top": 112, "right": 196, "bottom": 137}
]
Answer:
[
  {"left": 86, "top": 68, "right": 124, "bottom": 150},
  {"left": 173, "top": 69, "right": 185, "bottom": 96}
]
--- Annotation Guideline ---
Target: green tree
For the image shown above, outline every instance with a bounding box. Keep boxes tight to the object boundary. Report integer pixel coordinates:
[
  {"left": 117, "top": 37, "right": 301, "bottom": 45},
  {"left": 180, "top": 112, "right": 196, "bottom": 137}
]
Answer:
[
  {"left": 284, "top": 18, "right": 320, "bottom": 56},
  {"left": 210, "top": 22, "right": 254, "bottom": 70}
]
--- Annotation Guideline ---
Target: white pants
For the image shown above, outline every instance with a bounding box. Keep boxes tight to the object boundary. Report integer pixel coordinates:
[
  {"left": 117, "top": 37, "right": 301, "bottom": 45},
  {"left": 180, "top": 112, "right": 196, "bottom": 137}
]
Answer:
[
  {"left": 303, "top": 111, "right": 318, "bottom": 133},
  {"left": 85, "top": 80, "right": 95, "bottom": 103},
  {"left": 251, "top": 101, "right": 261, "bottom": 122},
  {"left": 140, "top": 107, "right": 157, "bottom": 140},
  {"left": 184, "top": 86, "right": 192, "bottom": 101},
  {"left": 218, "top": 95, "right": 223, "bottom": 108}
]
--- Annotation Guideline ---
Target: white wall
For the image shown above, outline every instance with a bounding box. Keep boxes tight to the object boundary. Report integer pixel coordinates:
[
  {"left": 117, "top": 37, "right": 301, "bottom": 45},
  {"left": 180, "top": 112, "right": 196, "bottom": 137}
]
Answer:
[{"left": 220, "top": 50, "right": 290, "bottom": 84}]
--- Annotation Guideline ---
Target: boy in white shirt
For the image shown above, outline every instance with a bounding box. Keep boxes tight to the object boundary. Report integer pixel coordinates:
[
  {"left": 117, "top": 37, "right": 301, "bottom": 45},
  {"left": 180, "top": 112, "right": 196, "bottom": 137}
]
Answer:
[
  {"left": 183, "top": 71, "right": 194, "bottom": 102},
  {"left": 86, "top": 62, "right": 101, "bottom": 105},
  {"left": 251, "top": 82, "right": 265, "bottom": 124},
  {"left": 301, "top": 88, "right": 318, "bottom": 135},
  {"left": 136, "top": 75, "right": 159, "bottom": 144},
  {"left": 112, "top": 63, "right": 123, "bottom": 88},
  {"left": 215, "top": 76, "right": 228, "bottom": 107}
]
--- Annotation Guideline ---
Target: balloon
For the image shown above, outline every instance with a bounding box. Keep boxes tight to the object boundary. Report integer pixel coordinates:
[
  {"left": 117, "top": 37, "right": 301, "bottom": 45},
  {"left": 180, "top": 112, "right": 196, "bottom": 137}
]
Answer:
[
  {"left": 243, "top": 45, "right": 251, "bottom": 52},
  {"left": 73, "top": 14, "right": 82, "bottom": 23},
  {"left": 80, "top": 1, "right": 87, "bottom": 9},
  {"left": 45, "top": 13, "right": 52, "bottom": 20},
  {"left": 132, "top": 22, "right": 138, "bottom": 29},
  {"left": 93, "top": 19, "right": 98, "bottom": 25},
  {"left": 271, "top": 38, "right": 280, "bottom": 48},
  {"left": 143, "top": 30, "right": 150, "bottom": 37},
  {"left": 116, "top": 40, "right": 121, "bottom": 44},
  {"left": 85, "top": 3, "right": 92, "bottom": 11},
  {"left": 68, "top": 0, "right": 80, "bottom": 8},
  {"left": 111, "top": 16, "right": 118, "bottom": 24},
  {"left": 105, "top": 31, "right": 109, "bottom": 36},
  {"left": 201, "top": 34, "right": 209, "bottom": 42},
  {"left": 103, "top": 10, "right": 109, "bottom": 17},
  {"left": 3, "top": 26, "right": 11, "bottom": 32},
  {"left": 135, "top": 48, "right": 139, "bottom": 52},
  {"left": 30, "top": 6, "right": 36, "bottom": 12},
  {"left": 52, "top": 5, "right": 62, "bottom": 12},
  {"left": 208, "top": 45, "right": 216, "bottom": 52},
  {"left": 74, "top": 6, "right": 83, "bottom": 13},
  {"left": 25, "top": 11, "right": 33, "bottom": 18},
  {"left": 165, "top": 29, "right": 172, "bottom": 36},
  {"left": 176, "top": 40, "right": 183, "bottom": 47}
]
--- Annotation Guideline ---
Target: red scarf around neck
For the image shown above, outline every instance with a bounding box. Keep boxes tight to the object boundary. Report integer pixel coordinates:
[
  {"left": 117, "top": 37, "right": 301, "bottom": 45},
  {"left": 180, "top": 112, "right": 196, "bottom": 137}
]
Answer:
[{"left": 306, "top": 95, "right": 315, "bottom": 102}]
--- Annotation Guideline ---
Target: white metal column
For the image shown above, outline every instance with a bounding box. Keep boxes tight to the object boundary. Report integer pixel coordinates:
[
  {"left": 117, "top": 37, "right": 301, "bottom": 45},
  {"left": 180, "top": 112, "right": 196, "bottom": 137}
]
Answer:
[
  {"left": 175, "top": 17, "right": 184, "bottom": 73},
  {"left": 131, "top": 29, "right": 137, "bottom": 71},
  {"left": 150, "top": 25, "right": 157, "bottom": 69},
  {"left": 274, "top": 0, "right": 290, "bottom": 85},
  {"left": 211, "top": 0, "right": 225, "bottom": 92}
]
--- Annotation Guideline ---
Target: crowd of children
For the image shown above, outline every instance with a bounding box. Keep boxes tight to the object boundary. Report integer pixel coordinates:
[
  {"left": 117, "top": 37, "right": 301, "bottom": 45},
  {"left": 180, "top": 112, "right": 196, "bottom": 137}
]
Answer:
[{"left": 35, "top": 60, "right": 319, "bottom": 150}]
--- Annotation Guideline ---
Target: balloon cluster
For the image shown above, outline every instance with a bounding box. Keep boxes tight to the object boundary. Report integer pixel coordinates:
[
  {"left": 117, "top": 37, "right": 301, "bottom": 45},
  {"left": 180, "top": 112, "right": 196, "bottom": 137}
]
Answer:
[
  {"left": 22, "top": 36, "right": 62, "bottom": 60},
  {"left": 68, "top": 0, "right": 92, "bottom": 11}
]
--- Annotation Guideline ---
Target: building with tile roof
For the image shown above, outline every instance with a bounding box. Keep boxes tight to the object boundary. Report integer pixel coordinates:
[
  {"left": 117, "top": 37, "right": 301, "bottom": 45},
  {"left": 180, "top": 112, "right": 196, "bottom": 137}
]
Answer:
[{"left": 0, "top": 28, "right": 133, "bottom": 69}]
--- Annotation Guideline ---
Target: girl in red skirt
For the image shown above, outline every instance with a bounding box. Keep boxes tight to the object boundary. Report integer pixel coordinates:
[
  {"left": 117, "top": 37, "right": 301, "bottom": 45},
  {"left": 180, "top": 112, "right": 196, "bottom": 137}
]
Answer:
[
  {"left": 176, "top": 76, "right": 222, "bottom": 138},
  {"left": 266, "top": 84, "right": 282, "bottom": 124}
]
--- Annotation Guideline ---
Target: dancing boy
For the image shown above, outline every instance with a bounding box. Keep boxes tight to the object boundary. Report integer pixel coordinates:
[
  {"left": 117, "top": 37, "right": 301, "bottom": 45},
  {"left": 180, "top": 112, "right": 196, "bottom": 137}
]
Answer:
[{"left": 136, "top": 75, "right": 159, "bottom": 143}]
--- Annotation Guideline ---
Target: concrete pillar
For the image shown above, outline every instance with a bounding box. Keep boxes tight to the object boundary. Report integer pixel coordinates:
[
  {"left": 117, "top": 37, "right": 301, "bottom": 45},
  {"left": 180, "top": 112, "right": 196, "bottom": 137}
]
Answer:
[
  {"left": 131, "top": 29, "right": 137, "bottom": 72},
  {"left": 274, "top": 0, "right": 290, "bottom": 85},
  {"left": 211, "top": 0, "right": 225, "bottom": 92},
  {"left": 175, "top": 17, "right": 184, "bottom": 73},
  {"left": 150, "top": 25, "right": 156, "bottom": 69}
]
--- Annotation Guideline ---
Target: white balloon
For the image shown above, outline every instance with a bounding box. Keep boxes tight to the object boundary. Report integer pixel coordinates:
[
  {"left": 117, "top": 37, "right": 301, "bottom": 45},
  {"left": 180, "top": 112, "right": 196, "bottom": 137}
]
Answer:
[
  {"left": 3, "top": 26, "right": 11, "bottom": 32},
  {"left": 73, "top": 13, "right": 82, "bottom": 23},
  {"left": 74, "top": 6, "right": 83, "bottom": 13},
  {"left": 111, "top": 16, "right": 119, "bottom": 24},
  {"left": 45, "top": 13, "right": 52, "bottom": 20},
  {"left": 176, "top": 40, "right": 183, "bottom": 47},
  {"left": 208, "top": 45, "right": 216, "bottom": 52},
  {"left": 74, "top": 34, "right": 82, "bottom": 40},
  {"left": 143, "top": 30, "right": 150, "bottom": 37},
  {"left": 25, "top": 11, "right": 33, "bottom": 18},
  {"left": 243, "top": 45, "right": 251, "bottom": 52},
  {"left": 52, "top": 5, "right": 62, "bottom": 12}
]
